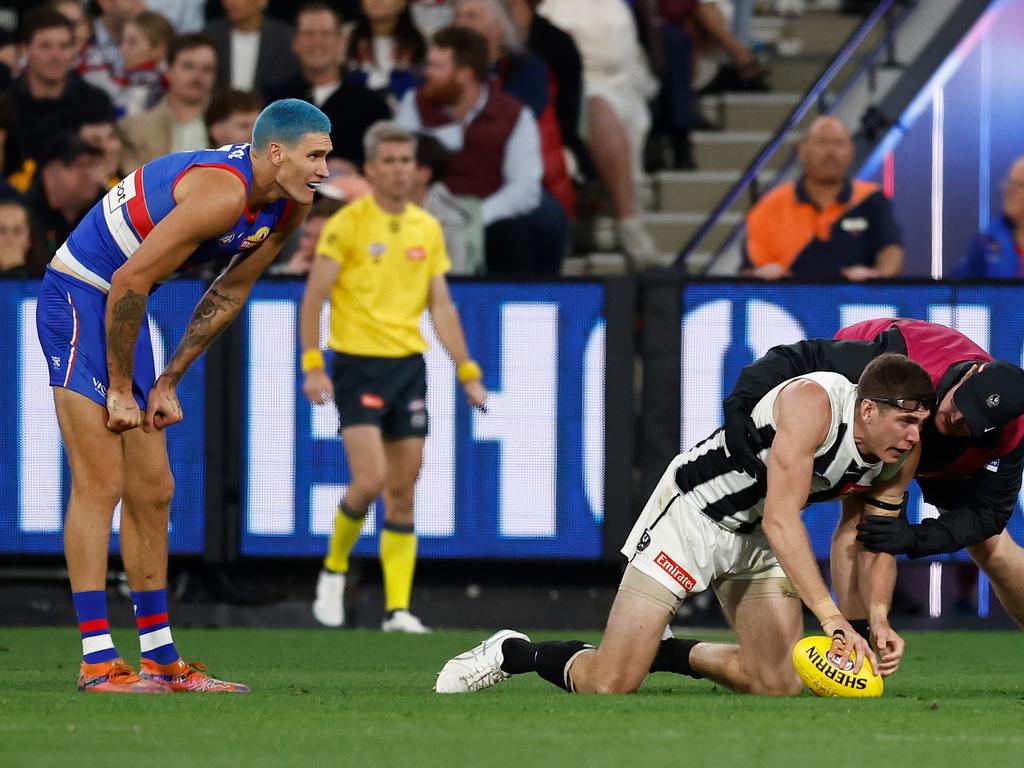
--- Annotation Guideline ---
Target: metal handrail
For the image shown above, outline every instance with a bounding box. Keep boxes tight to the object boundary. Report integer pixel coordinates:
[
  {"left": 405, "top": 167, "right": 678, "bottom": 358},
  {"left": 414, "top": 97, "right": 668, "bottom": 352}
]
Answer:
[{"left": 672, "top": 0, "right": 907, "bottom": 272}]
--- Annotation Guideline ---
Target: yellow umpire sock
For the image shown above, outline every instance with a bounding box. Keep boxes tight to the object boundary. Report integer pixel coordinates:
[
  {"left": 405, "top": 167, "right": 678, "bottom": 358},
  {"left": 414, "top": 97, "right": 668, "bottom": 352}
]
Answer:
[
  {"left": 380, "top": 522, "right": 417, "bottom": 612},
  {"left": 324, "top": 503, "right": 366, "bottom": 574}
]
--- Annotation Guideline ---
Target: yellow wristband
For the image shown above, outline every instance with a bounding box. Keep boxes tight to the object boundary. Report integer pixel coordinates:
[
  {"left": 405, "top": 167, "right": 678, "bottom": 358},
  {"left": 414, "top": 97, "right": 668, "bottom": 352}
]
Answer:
[
  {"left": 301, "top": 348, "right": 326, "bottom": 373},
  {"left": 457, "top": 360, "right": 483, "bottom": 384}
]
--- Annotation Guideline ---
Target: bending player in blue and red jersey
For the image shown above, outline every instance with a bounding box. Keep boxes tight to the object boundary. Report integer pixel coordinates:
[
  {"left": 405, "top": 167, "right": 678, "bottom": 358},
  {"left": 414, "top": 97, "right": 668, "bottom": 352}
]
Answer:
[{"left": 36, "top": 99, "right": 331, "bottom": 693}]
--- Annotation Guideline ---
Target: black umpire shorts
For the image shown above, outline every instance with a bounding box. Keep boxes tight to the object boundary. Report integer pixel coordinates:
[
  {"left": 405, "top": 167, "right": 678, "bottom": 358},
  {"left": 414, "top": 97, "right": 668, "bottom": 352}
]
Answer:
[{"left": 331, "top": 352, "right": 428, "bottom": 439}]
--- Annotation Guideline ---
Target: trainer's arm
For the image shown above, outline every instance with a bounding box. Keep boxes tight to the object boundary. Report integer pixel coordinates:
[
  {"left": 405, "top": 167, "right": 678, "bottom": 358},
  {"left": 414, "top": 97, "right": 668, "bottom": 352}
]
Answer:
[
  {"left": 428, "top": 274, "right": 486, "bottom": 408},
  {"left": 104, "top": 169, "right": 247, "bottom": 431},
  {"left": 298, "top": 254, "right": 341, "bottom": 405}
]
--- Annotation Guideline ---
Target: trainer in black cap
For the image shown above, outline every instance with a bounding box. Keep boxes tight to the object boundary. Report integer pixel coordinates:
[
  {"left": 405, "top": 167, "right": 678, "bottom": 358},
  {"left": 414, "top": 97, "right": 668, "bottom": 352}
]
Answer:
[
  {"left": 953, "top": 361, "right": 1024, "bottom": 436},
  {"left": 36, "top": 132, "right": 103, "bottom": 169}
]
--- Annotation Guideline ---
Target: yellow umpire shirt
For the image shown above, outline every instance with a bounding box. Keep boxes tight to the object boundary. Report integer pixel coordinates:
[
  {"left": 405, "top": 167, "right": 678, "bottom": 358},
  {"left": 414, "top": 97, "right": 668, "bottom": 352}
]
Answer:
[{"left": 316, "top": 195, "right": 452, "bottom": 358}]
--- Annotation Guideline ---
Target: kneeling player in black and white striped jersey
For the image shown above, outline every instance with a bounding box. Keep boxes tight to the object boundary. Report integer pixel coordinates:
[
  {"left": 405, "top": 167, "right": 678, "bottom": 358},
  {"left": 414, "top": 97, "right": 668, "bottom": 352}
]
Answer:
[{"left": 436, "top": 353, "right": 935, "bottom": 696}]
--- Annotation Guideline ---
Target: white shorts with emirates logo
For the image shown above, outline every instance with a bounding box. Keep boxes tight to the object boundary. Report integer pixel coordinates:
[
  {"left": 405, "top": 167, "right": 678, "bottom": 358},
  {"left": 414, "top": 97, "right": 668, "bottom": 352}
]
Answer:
[{"left": 621, "top": 454, "right": 788, "bottom": 606}]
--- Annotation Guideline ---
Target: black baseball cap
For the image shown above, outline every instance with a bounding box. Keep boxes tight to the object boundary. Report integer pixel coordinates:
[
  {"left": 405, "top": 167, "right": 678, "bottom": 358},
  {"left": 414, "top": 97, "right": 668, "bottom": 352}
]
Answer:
[
  {"left": 953, "top": 361, "right": 1024, "bottom": 436},
  {"left": 36, "top": 132, "right": 103, "bottom": 168}
]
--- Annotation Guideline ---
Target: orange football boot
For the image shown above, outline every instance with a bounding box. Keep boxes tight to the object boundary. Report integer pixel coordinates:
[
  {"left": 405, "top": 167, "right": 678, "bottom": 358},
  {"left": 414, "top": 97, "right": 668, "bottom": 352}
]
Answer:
[
  {"left": 78, "top": 658, "right": 170, "bottom": 693},
  {"left": 139, "top": 658, "right": 251, "bottom": 693}
]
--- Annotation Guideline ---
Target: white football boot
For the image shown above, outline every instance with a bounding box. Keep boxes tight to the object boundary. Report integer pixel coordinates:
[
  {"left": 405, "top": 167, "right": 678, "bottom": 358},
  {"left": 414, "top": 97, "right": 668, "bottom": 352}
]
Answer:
[
  {"left": 435, "top": 629, "right": 530, "bottom": 694},
  {"left": 312, "top": 570, "right": 346, "bottom": 627},
  {"left": 381, "top": 609, "right": 432, "bottom": 634}
]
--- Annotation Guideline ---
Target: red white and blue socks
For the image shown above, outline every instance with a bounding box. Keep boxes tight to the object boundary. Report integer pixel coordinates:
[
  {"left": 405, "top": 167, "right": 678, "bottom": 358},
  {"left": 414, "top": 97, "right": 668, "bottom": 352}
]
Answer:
[
  {"left": 132, "top": 588, "right": 180, "bottom": 665},
  {"left": 73, "top": 590, "right": 119, "bottom": 664}
]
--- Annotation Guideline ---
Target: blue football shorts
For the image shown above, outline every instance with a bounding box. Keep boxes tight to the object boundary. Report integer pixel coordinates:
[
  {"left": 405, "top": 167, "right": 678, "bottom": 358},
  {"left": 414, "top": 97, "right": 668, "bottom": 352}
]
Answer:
[{"left": 36, "top": 266, "right": 155, "bottom": 410}]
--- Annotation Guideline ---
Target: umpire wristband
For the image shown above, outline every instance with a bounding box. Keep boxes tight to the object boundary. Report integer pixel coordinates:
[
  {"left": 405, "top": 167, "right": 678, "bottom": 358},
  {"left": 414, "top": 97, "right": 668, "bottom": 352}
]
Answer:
[
  {"left": 301, "top": 348, "right": 326, "bottom": 373},
  {"left": 457, "top": 359, "right": 483, "bottom": 384}
]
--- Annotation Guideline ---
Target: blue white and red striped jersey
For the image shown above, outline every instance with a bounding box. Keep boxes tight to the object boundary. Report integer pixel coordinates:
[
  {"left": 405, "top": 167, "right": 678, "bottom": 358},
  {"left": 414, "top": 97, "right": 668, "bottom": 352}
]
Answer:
[{"left": 58, "top": 144, "right": 295, "bottom": 290}]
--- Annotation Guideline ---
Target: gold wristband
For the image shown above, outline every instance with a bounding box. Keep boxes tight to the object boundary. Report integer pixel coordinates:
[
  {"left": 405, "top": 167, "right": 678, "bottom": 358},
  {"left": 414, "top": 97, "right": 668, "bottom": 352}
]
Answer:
[
  {"left": 301, "top": 348, "right": 326, "bottom": 373},
  {"left": 811, "top": 596, "right": 842, "bottom": 627},
  {"left": 457, "top": 359, "right": 483, "bottom": 384}
]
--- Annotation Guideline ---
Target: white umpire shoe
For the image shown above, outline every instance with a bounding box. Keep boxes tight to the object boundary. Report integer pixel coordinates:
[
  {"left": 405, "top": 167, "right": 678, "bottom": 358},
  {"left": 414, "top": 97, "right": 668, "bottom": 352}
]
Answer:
[
  {"left": 381, "top": 609, "right": 432, "bottom": 634},
  {"left": 435, "top": 629, "right": 530, "bottom": 694},
  {"left": 312, "top": 570, "right": 345, "bottom": 627}
]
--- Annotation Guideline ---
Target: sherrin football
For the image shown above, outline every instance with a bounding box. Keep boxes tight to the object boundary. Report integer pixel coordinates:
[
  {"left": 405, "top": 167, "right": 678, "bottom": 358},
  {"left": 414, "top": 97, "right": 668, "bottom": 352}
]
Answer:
[{"left": 791, "top": 635, "right": 884, "bottom": 698}]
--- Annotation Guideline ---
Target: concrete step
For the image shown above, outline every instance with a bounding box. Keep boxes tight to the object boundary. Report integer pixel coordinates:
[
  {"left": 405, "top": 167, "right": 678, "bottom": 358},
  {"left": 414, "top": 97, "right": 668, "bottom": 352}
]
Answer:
[
  {"left": 767, "top": 50, "right": 869, "bottom": 93},
  {"left": 701, "top": 92, "right": 809, "bottom": 133},
  {"left": 692, "top": 130, "right": 798, "bottom": 172},
  {"left": 656, "top": 169, "right": 779, "bottom": 213},
  {"left": 641, "top": 211, "right": 744, "bottom": 255},
  {"left": 786, "top": 12, "right": 862, "bottom": 56}
]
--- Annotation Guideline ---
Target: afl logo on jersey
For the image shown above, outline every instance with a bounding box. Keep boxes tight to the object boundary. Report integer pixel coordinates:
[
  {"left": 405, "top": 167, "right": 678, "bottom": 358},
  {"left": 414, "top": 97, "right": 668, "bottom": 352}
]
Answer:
[
  {"left": 218, "top": 232, "right": 236, "bottom": 246},
  {"left": 240, "top": 226, "right": 270, "bottom": 250}
]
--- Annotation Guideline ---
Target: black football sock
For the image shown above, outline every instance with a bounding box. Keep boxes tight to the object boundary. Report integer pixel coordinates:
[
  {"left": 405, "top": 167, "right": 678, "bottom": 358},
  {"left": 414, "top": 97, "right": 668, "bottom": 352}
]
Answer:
[
  {"left": 848, "top": 619, "right": 870, "bottom": 638},
  {"left": 534, "top": 640, "right": 594, "bottom": 692},
  {"left": 499, "top": 638, "right": 540, "bottom": 675},
  {"left": 649, "top": 638, "right": 703, "bottom": 679}
]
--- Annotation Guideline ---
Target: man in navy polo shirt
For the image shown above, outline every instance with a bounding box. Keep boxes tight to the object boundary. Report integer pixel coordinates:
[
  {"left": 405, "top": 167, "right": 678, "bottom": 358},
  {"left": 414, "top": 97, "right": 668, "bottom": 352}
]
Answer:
[{"left": 743, "top": 117, "right": 903, "bottom": 281}]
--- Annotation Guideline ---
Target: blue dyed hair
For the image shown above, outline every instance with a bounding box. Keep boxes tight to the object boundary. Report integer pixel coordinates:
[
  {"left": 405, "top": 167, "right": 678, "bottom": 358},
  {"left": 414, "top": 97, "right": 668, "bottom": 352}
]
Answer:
[{"left": 251, "top": 98, "right": 331, "bottom": 150}]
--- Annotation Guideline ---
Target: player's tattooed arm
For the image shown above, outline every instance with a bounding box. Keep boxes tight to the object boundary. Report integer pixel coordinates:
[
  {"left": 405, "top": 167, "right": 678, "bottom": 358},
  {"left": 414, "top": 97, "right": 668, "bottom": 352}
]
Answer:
[
  {"left": 107, "top": 288, "right": 149, "bottom": 388},
  {"left": 160, "top": 286, "right": 243, "bottom": 386}
]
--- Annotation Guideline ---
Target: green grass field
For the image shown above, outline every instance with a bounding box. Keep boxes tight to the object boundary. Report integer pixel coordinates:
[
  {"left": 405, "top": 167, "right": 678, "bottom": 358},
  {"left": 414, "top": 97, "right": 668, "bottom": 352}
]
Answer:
[{"left": 1, "top": 627, "right": 1022, "bottom": 767}]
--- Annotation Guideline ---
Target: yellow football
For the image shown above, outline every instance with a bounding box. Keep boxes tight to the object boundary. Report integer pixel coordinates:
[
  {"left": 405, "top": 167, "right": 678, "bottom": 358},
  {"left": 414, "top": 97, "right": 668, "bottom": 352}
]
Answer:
[{"left": 791, "top": 635, "right": 884, "bottom": 698}]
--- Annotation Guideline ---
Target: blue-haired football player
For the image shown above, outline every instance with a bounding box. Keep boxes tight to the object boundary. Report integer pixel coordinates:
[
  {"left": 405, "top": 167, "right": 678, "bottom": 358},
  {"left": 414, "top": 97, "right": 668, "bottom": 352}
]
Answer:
[{"left": 36, "top": 99, "right": 331, "bottom": 693}]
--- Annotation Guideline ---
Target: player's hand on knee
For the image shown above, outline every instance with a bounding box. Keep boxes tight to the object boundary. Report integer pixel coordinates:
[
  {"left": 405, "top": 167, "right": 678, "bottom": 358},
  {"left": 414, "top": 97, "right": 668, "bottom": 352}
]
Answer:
[
  {"left": 144, "top": 380, "right": 184, "bottom": 432},
  {"left": 106, "top": 389, "right": 142, "bottom": 433},
  {"left": 303, "top": 369, "right": 334, "bottom": 405},
  {"left": 870, "top": 622, "right": 904, "bottom": 677}
]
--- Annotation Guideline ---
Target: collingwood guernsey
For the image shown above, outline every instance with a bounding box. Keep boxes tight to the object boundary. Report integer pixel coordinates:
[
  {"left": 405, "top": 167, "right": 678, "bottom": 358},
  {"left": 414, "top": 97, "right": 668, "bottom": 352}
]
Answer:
[{"left": 676, "top": 372, "right": 902, "bottom": 534}]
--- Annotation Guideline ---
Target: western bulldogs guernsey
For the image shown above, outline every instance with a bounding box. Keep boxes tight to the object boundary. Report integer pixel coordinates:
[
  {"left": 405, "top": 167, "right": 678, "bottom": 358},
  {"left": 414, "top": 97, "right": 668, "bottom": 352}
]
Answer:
[
  {"left": 57, "top": 144, "right": 295, "bottom": 290},
  {"left": 37, "top": 144, "right": 294, "bottom": 411},
  {"left": 675, "top": 372, "right": 898, "bottom": 534}
]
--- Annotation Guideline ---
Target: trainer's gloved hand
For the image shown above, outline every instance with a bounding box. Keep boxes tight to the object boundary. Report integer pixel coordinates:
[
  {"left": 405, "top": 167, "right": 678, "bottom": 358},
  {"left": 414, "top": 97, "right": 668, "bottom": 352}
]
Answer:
[
  {"left": 857, "top": 514, "right": 920, "bottom": 557},
  {"left": 723, "top": 404, "right": 764, "bottom": 477}
]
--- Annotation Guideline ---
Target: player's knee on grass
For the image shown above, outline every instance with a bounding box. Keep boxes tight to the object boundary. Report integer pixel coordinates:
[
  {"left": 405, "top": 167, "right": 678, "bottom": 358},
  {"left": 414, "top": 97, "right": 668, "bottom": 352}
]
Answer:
[{"left": 752, "top": 669, "right": 803, "bottom": 697}]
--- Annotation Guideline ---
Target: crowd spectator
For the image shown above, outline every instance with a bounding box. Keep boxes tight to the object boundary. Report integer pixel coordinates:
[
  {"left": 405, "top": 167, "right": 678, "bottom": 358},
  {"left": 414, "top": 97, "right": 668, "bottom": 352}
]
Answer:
[
  {"left": 411, "top": 131, "right": 482, "bottom": 274},
  {"left": 146, "top": 0, "right": 208, "bottom": 33},
  {"left": 117, "top": 9, "right": 175, "bottom": 116},
  {"left": 0, "top": 197, "right": 44, "bottom": 278},
  {"left": 0, "top": 94, "right": 27, "bottom": 195},
  {"left": 25, "top": 133, "right": 103, "bottom": 258},
  {"left": 51, "top": 0, "right": 94, "bottom": 62},
  {"left": 455, "top": 0, "right": 573, "bottom": 222},
  {"left": 409, "top": 0, "right": 455, "bottom": 36},
  {"left": 397, "top": 26, "right": 560, "bottom": 274},
  {"left": 9, "top": 9, "right": 114, "bottom": 165},
  {"left": 505, "top": 0, "right": 586, "bottom": 174},
  {"left": 743, "top": 116, "right": 903, "bottom": 281},
  {"left": 265, "top": 2, "right": 390, "bottom": 168},
  {"left": 205, "top": 87, "right": 263, "bottom": 145},
  {"left": 269, "top": 194, "right": 343, "bottom": 275},
  {"left": 204, "top": 0, "right": 299, "bottom": 93},
  {"left": 118, "top": 33, "right": 218, "bottom": 169},
  {"left": 954, "top": 156, "right": 1024, "bottom": 279},
  {"left": 537, "top": 0, "right": 659, "bottom": 267},
  {"left": 77, "top": 100, "right": 123, "bottom": 188},
  {"left": 345, "top": 0, "right": 427, "bottom": 106},
  {"left": 80, "top": 0, "right": 146, "bottom": 100}
]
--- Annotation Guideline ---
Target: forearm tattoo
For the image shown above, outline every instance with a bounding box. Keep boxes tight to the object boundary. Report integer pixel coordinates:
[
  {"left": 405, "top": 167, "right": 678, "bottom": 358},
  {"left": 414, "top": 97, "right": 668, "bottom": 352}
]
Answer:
[
  {"left": 108, "top": 288, "right": 148, "bottom": 382},
  {"left": 164, "top": 287, "right": 243, "bottom": 383}
]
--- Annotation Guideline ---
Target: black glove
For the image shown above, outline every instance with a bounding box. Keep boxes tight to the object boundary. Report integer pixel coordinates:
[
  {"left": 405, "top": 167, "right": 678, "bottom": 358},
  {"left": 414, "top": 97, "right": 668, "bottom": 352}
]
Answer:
[
  {"left": 856, "top": 514, "right": 921, "bottom": 557},
  {"left": 722, "top": 404, "right": 765, "bottom": 477}
]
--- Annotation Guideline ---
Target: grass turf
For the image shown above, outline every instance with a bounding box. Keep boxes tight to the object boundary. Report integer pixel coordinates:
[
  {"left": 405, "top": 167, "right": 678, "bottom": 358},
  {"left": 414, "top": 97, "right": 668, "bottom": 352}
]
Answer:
[{"left": 1, "top": 627, "right": 1022, "bottom": 767}]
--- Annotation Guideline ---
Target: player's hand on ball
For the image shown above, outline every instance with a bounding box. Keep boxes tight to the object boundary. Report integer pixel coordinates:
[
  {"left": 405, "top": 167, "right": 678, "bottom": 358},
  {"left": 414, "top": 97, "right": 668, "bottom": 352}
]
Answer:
[
  {"left": 106, "top": 389, "right": 142, "bottom": 433},
  {"left": 463, "top": 380, "right": 487, "bottom": 409},
  {"left": 144, "top": 379, "right": 184, "bottom": 432},
  {"left": 303, "top": 369, "right": 334, "bottom": 405},
  {"left": 870, "top": 621, "right": 905, "bottom": 677},
  {"left": 821, "top": 617, "right": 877, "bottom": 676}
]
